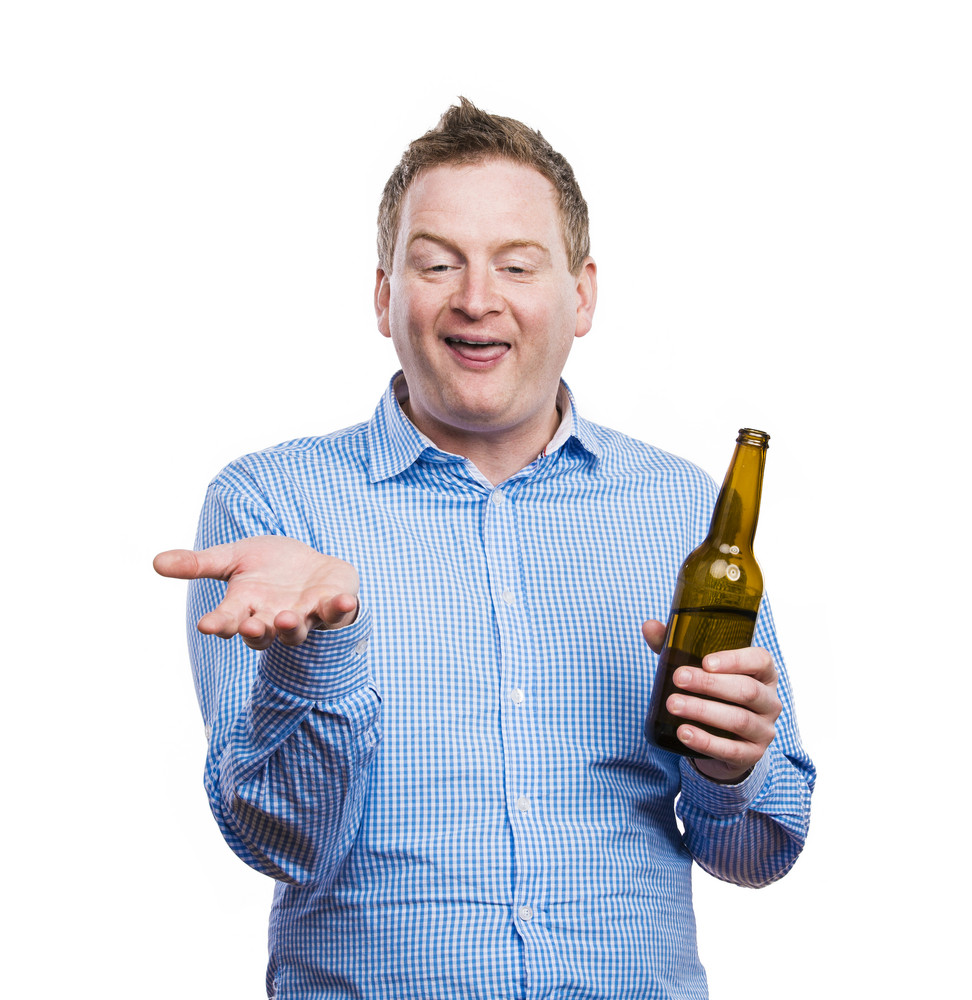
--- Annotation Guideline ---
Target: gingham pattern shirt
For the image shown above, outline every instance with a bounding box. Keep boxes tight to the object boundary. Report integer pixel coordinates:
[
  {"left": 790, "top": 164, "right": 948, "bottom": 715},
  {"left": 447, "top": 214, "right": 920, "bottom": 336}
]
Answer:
[{"left": 188, "top": 374, "right": 815, "bottom": 999}]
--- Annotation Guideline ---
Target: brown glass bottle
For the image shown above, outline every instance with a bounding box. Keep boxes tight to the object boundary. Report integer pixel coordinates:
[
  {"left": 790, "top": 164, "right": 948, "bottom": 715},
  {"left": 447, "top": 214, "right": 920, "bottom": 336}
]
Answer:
[{"left": 645, "top": 428, "right": 770, "bottom": 758}]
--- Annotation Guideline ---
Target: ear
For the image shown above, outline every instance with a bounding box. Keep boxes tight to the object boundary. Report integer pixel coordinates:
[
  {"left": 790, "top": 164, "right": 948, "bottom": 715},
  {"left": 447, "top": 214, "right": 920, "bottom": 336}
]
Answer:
[
  {"left": 573, "top": 257, "right": 597, "bottom": 339},
  {"left": 375, "top": 268, "right": 392, "bottom": 338}
]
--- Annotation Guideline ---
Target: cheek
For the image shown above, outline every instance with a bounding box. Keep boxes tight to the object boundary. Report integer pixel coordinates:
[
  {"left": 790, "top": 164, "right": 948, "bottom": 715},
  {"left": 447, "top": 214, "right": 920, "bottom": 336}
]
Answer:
[
  {"left": 391, "top": 288, "right": 440, "bottom": 338},
  {"left": 536, "top": 297, "right": 581, "bottom": 355}
]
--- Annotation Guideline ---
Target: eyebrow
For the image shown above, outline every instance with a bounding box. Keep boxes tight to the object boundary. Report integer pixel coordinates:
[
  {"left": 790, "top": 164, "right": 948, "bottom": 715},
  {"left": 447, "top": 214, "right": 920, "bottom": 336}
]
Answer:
[{"left": 407, "top": 232, "right": 551, "bottom": 258}]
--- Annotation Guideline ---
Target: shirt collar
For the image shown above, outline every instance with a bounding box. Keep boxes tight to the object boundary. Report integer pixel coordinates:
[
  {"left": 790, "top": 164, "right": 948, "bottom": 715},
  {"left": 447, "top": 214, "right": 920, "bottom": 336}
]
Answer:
[
  {"left": 366, "top": 372, "right": 601, "bottom": 484},
  {"left": 541, "top": 383, "right": 574, "bottom": 458}
]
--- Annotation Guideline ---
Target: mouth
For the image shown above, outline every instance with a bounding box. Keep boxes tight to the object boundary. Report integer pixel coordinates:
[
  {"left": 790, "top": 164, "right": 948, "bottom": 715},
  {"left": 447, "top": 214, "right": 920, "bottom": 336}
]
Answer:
[{"left": 444, "top": 336, "right": 511, "bottom": 365}]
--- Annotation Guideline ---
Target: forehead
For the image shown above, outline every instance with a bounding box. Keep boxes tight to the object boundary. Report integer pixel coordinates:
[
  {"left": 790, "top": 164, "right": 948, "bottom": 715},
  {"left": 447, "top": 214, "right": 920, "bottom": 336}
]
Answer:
[{"left": 396, "top": 160, "right": 565, "bottom": 255}]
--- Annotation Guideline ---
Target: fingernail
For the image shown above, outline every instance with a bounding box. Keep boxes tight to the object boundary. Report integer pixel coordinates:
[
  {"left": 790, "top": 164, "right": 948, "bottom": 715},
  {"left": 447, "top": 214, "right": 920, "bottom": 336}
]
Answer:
[
  {"left": 668, "top": 695, "right": 685, "bottom": 714},
  {"left": 675, "top": 668, "right": 692, "bottom": 687},
  {"left": 706, "top": 655, "right": 721, "bottom": 670}
]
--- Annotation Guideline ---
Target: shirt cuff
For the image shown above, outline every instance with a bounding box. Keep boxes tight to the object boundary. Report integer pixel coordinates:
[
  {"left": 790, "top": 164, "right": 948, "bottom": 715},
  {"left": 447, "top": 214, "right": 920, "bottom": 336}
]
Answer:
[
  {"left": 259, "top": 604, "right": 374, "bottom": 702},
  {"left": 677, "top": 745, "right": 772, "bottom": 817}
]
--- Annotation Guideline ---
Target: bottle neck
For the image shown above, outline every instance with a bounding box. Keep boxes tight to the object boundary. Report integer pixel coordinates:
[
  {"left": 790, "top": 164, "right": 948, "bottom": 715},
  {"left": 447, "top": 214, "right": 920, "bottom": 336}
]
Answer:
[{"left": 705, "top": 430, "right": 769, "bottom": 549}]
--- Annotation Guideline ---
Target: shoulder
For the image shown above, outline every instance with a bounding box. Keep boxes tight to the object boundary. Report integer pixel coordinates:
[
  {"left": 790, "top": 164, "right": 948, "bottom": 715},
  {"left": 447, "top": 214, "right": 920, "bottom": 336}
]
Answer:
[
  {"left": 561, "top": 417, "right": 719, "bottom": 558},
  {"left": 579, "top": 418, "right": 718, "bottom": 498},
  {"left": 209, "top": 421, "right": 371, "bottom": 500}
]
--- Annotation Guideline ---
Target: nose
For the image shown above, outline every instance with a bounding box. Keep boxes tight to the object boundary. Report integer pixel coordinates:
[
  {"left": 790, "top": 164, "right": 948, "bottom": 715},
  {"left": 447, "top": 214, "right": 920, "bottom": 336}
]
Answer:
[{"left": 449, "top": 264, "right": 502, "bottom": 321}]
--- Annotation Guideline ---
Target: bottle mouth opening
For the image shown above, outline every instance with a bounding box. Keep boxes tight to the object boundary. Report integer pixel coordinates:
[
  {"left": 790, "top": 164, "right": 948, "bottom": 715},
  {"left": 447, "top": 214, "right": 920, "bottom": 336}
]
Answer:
[{"left": 737, "top": 428, "right": 770, "bottom": 446}]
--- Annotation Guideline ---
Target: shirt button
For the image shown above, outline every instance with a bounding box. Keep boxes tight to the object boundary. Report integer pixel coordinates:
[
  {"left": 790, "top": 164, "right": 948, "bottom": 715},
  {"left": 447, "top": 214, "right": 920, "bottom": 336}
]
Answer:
[
  {"left": 518, "top": 905, "right": 534, "bottom": 921},
  {"left": 490, "top": 490, "right": 505, "bottom": 505},
  {"left": 516, "top": 796, "right": 530, "bottom": 813},
  {"left": 501, "top": 589, "right": 515, "bottom": 605},
  {"left": 510, "top": 687, "right": 525, "bottom": 705}
]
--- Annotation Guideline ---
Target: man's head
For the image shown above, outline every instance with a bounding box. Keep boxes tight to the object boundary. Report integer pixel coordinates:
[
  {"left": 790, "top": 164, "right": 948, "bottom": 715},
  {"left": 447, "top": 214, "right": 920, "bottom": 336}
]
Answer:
[
  {"left": 373, "top": 101, "right": 597, "bottom": 480},
  {"left": 378, "top": 97, "right": 590, "bottom": 275}
]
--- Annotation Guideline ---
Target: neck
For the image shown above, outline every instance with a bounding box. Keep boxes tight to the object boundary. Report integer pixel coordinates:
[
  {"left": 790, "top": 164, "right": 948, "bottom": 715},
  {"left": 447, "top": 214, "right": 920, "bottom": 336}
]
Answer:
[{"left": 400, "top": 396, "right": 563, "bottom": 486}]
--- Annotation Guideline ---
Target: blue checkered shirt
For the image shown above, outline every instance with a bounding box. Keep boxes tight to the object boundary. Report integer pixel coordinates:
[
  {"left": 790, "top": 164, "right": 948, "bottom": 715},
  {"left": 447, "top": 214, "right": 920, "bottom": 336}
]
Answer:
[{"left": 188, "top": 374, "right": 815, "bottom": 999}]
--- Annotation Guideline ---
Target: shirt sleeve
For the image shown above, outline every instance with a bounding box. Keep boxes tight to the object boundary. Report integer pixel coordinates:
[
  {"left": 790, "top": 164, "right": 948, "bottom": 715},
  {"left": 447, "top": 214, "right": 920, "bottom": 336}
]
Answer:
[
  {"left": 672, "top": 594, "right": 815, "bottom": 888},
  {"left": 187, "top": 474, "right": 382, "bottom": 888}
]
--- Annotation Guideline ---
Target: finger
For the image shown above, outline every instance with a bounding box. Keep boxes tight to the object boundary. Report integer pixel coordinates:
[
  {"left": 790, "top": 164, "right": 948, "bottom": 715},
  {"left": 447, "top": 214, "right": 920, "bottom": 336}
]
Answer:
[
  {"left": 316, "top": 593, "right": 359, "bottom": 630},
  {"left": 666, "top": 690, "right": 776, "bottom": 745},
  {"left": 198, "top": 598, "right": 274, "bottom": 648},
  {"left": 153, "top": 544, "right": 240, "bottom": 582},
  {"left": 273, "top": 610, "right": 310, "bottom": 647},
  {"left": 641, "top": 619, "right": 667, "bottom": 655},
  {"left": 271, "top": 593, "right": 357, "bottom": 644},
  {"left": 701, "top": 647, "right": 777, "bottom": 684},
  {"left": 197, "top": 600, "right": 249, "bottom": 638},
  {"left": 673, "top": 665, "right": 773, "bottom": 714},
  {"left": 673, "top": 722, "right": 762, "bottom": 773},
  {"left": 238, "top": 615, "right": 276, "bottom": 650},
  {"left": 153, "top": 548, "right": 200, "bottom": 579}
]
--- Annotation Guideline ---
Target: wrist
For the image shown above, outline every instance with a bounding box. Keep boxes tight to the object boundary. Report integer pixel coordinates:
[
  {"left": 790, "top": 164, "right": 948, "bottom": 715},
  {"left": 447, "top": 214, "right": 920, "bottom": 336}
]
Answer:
[
  {"left": 262, "top": 604, "right": 372, "bottom": 701},
  {"left": 692, "top": 758, "right": 755, "bottom": 784}
]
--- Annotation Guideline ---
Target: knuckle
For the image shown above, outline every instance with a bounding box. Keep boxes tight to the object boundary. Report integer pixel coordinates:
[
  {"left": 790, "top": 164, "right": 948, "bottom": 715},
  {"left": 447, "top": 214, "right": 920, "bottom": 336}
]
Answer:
[
  {"left": 727, "top": 704, "right": 752, "bottom": 734},
  {"left": 682, "top": 724, "right": 710, "bottom": 751},
  {"left": 740, "top": 676, "right": 763, "bottom": 704},
  {"left": 722, "top": 742, "right": 747, "bottom": 765},
  {"left": 759, "top": 650, "right": 778, "bottom": 680}
]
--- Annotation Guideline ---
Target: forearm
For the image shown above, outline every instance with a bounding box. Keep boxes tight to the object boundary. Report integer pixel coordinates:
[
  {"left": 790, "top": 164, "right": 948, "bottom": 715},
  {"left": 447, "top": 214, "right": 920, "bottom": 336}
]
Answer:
[
  {"left": 202, "top": 610, "right": 380, "bottom": 886},
  {"left": 676, "top": 741, "right": 814, "bottom": 887},
  {"left": 187, "top": 477, "right": 379, "bottom": 886}
]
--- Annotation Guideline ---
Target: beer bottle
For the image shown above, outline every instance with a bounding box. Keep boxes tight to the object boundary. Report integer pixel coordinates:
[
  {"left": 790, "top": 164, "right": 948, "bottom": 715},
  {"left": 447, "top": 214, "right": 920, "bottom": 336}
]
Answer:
[{"left": 645, "top": 428, "right": 770, "bottom": 757}]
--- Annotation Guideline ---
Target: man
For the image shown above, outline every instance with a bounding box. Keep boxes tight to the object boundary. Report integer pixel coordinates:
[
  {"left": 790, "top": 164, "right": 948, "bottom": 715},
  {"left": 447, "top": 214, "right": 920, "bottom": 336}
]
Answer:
[{"left": 155, "top": 98, "right": 814, "bottom": 999}]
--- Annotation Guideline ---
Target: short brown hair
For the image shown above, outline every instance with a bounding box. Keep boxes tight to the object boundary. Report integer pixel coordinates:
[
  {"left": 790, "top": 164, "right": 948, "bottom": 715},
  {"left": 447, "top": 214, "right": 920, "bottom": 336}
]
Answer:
[{"left": 377, "top": 97, "right": 590, "bottom": 274}]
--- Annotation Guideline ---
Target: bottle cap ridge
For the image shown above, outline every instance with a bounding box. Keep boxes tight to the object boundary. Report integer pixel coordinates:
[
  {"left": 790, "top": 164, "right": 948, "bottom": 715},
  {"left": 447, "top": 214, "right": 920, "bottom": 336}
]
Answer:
[{"left": 736, "top": 428, "right": 770, "bottom": 447}]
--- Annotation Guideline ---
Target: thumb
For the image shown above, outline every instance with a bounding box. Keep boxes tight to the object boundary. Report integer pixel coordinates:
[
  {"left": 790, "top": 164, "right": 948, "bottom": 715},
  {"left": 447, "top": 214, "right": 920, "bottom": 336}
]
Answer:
[
  {"left": 641, "top": 618, "right": 668, "bottom": 655},
  {"left": 153, "top": 545, "right": 237, "bottom": 581},
  {"left": 153, "top": 549, "right": 200, "bottom": 579}
]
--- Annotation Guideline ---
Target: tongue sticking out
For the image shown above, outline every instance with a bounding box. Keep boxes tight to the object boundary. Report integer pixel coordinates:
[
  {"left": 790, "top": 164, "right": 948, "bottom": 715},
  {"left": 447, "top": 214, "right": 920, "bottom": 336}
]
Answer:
[{"left": 446, "top": 338, "right": 509, "bottom": 363}]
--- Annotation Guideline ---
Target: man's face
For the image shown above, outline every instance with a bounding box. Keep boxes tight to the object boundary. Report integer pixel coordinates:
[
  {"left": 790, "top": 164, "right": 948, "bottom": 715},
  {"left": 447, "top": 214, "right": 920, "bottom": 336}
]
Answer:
[{"left": 375, "top": 160, "right": 596, "bottom": 453}]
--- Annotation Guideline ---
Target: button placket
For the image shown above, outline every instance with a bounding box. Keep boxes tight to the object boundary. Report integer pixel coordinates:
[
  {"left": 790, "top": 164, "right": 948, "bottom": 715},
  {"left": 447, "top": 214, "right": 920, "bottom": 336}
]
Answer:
[{"left": 482, "top": 483, "right": 544, "bottom": 940}]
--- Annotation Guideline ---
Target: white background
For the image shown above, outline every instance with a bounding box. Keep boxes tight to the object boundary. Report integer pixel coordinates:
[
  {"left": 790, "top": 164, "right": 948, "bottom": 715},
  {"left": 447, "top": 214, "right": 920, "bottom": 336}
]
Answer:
[{"left": 3, "top": 1, "right": 968, "bottom": 996}]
